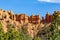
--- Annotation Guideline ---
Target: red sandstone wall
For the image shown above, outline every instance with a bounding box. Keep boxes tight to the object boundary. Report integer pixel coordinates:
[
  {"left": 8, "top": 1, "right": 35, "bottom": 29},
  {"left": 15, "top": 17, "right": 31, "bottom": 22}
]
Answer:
[
  {"left": 41, "top": 14, "right": 54, "bottom": 24},
  {"left": 9, "top": 13, "right": 53, "bottom": 24}
]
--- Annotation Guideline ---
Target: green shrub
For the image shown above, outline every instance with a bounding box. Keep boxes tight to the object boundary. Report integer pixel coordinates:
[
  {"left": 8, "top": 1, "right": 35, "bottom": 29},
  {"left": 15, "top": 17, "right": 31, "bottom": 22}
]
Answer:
[
  {"left": 49, "top": 12, "right": 60, "bottom": 40},
  {"left": 33, "top": 36, "right": 41, "bottom": 40},
  {"left": 19, "top": 26, "right": 32, "bottom": 40},
  {"left": 0, "top": 22, "right": 5, "bottom": 40}
]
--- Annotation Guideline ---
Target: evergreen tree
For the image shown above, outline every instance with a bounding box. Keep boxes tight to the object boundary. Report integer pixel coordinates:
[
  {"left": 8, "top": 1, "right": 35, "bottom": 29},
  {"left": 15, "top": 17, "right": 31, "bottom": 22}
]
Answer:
[
  {"left": 49, "top": 11, "right": 60, "bottom": 40},
  {"left": 7, "top": 24, "right": 15, "bottom": 40},
  {"left": 19, "top": 26, "right": 32, "bottom": 40},
  {"left": 33, "top": 36, "right": 41, "bottom": 40},
  {"left": 0, "top": 22, "right": 5, "bottom": 40}
]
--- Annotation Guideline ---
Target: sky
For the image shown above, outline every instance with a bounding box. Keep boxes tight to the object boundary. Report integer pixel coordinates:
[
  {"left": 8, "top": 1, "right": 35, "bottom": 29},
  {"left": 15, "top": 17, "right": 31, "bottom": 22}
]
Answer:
[{"left": 0, "top": 0, "right": 60, "bottom": 18}]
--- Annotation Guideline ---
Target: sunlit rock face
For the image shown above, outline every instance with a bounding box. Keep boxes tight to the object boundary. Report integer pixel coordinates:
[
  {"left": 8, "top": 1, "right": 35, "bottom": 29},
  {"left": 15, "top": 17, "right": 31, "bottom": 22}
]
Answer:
[
  {"left": 41, "top": 13, "right": 54, "bottom": 24},
  {"left": 14, "top": 14, "right": 29, "bottom": 26},
  {"left": 0, "top": 9, "right": 41, "bottom": 38},
  {"left": 45, "top": 13, "right": 53, "bottom": 23},
  {"left": 0, "top": 9, "right": 59, "bottom": 38},
  {"left": 13, "top": 14, "right": 40, "bottom": 25},
  {"left": 29, "top": 15, "right": 40, "bottom": 24},
  {"left": 0, "top": 9, "right": 10, "bottom": 21}
]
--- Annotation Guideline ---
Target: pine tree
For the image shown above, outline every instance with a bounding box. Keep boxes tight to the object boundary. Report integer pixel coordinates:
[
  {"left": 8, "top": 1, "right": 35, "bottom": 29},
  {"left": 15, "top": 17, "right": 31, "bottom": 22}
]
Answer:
[
  {"left": 49, "top": 11, "right": 60, "bottom": 40},
  {"left": 0, "top": 22, "right": 5, "bottom": 40},
  {"left": 7, "top": 24, "right": 15, "bottom": 40},
  {"left": 19, "top": 26, "right": 32, "bottom": 40}
]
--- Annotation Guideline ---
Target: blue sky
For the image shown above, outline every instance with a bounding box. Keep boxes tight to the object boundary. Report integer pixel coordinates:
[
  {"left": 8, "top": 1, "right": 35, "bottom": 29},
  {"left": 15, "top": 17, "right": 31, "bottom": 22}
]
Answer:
[{"left": 0, "top": 0, "right": 60, "bottom": 17}]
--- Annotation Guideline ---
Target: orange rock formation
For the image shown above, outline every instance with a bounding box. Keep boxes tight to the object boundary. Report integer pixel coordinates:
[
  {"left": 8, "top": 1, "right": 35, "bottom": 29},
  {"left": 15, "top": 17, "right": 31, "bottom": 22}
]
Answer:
[{"left": 0, "top": 9, "right": 54, "bottom": 38}]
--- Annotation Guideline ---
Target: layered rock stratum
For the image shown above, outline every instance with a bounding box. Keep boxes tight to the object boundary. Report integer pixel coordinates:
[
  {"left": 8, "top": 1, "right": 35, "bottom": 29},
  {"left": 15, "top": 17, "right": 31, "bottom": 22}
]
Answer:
[{"left": 0, "top": 9, "right": 54, "bottom": 38}]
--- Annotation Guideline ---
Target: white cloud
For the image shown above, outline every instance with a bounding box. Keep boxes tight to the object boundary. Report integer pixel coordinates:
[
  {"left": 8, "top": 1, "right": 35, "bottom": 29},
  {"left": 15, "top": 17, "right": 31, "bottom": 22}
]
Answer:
[{"left": 38, "top": 0, "right": 60, "bottom": 3}]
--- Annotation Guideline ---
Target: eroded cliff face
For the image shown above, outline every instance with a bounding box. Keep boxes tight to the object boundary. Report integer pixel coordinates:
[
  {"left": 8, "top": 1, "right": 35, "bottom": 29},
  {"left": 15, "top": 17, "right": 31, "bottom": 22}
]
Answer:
[
  {"left": 0, "top": 9, "right": 41, "bottom": 38},
  {"left": 41, "top": 13, "right": 54, "bottom": 24},
  {"left": 0, "top": 9, "right": 54, "bottom": 38}
]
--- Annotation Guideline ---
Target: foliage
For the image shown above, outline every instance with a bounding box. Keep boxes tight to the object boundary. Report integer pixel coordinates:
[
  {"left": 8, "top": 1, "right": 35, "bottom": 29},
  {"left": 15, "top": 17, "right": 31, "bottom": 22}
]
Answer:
[
  {"left": 0, "top": 23, "right": 32, "bottom": 40},
  {"left": 37, "top": 11, "right": 60, "bottom": 40},
  {"left": 0, "top": 22, "right": 5, "bottom": 40},
  {"left": 33, "top": 36, "right": 41, "bottom": 40},
  {"left": 1, "top": 11, "right": 60, "bottom": 40},
  {"left": 48, "top": 11, "right": 60, "bottom": 40},
  {"left": 19, "top": 26, "right": 32, "bottom": 40}
]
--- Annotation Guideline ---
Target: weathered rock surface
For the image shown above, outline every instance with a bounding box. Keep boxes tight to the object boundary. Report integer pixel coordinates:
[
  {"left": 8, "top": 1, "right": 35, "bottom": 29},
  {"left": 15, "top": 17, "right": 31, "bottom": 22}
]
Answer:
[{"left": 0, "top": 9, "right": 53, "bottom": 38}]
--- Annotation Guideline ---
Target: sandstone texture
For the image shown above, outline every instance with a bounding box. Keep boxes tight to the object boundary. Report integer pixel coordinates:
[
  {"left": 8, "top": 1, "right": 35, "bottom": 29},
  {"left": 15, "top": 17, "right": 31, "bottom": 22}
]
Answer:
[{"left": 0, "top": 9, "right": 54, "bottom": 38}]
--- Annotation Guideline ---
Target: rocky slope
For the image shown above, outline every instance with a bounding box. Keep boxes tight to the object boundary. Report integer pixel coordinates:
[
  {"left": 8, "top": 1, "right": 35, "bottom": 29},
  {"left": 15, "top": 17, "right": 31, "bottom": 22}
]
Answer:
[{"left": 0, "top": 9, "right": 58, "bottom": 39}]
